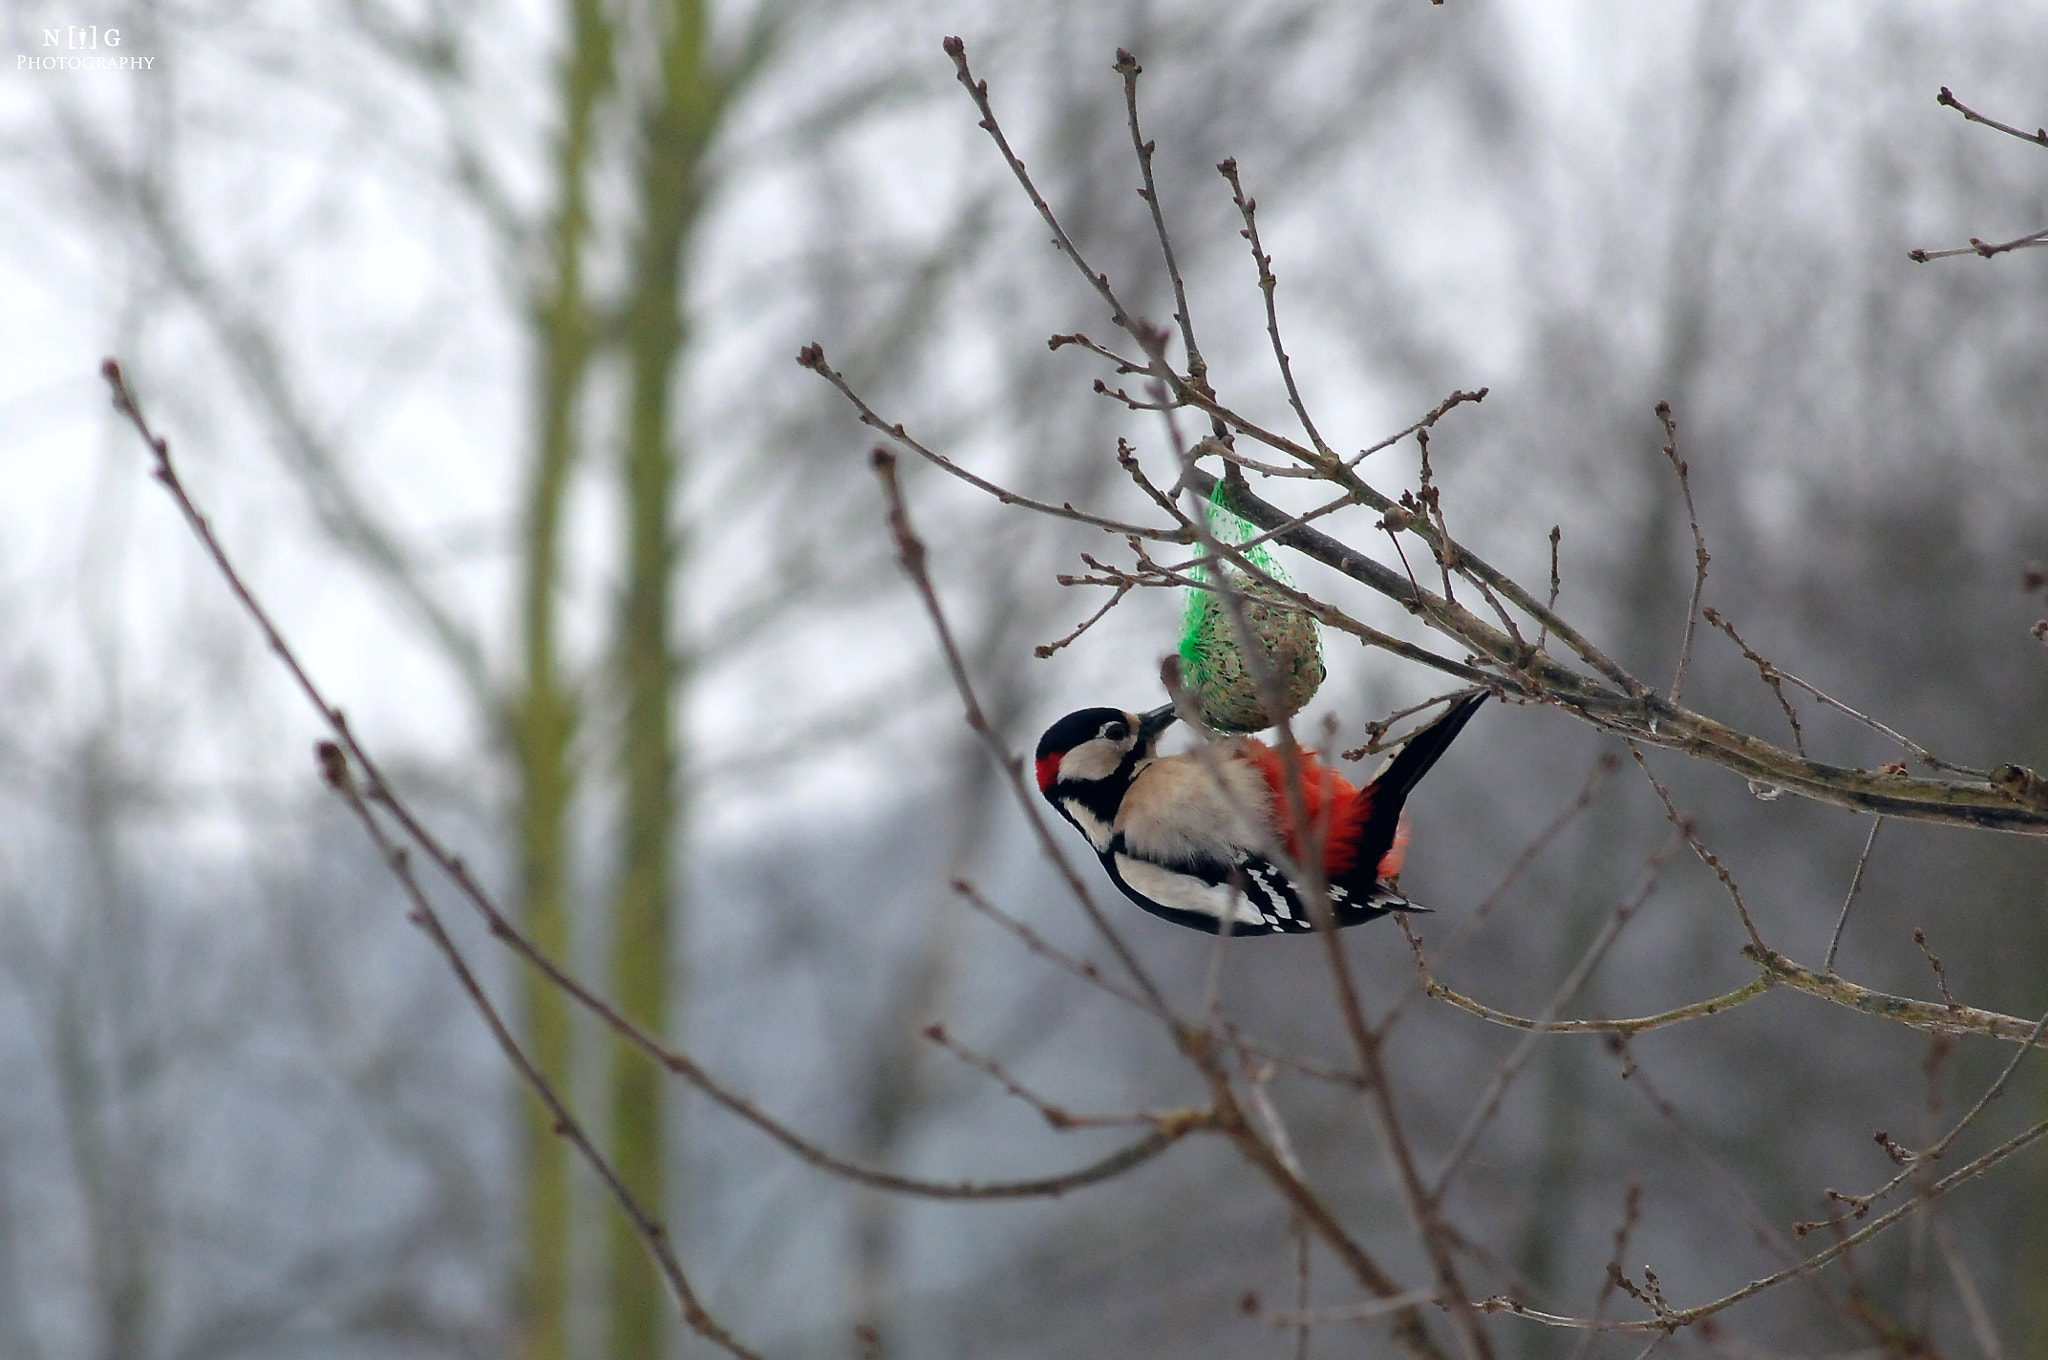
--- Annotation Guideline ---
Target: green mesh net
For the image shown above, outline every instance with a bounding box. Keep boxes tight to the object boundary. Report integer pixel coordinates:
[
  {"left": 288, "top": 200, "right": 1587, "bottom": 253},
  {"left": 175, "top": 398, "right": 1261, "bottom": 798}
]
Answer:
[{"left": 1177, "top": 483, "right": 1325, "bottom": 732}]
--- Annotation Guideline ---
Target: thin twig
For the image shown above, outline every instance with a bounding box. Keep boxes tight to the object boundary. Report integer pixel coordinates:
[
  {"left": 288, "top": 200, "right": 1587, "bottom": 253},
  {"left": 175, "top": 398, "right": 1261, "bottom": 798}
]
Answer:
[
  {"left": 1824, "top": 817, "right": 1884, "bottom": 972},
  {"left": 1034, "top": 580, "right": 1132, "bottom": 658},
  {"left": 1565, "top": 1183, "right": 1641, "bottom": 1360},
  {"left": 1936, "top": 85, "right": 2048, "bottom": 149},
  {"left": 944, "top": 38, "right": 1153, "bottom": 347},
  {"left": 1655, "top": 401, "right": 1708, "bottom": 706},
  {"left": 799, "top": 345, "right": 1191, "bottom": 542},
  {"left": 1292, "top": 1222, "right": 1313, "bottom": 1360},
  {"left": 1705, "top": 636, "right": 1978, "bottom": 776},
  {"left": 1050, "top": 329, "right": 1152, "bottom": 375},
  {"left": 1218, "top": 156, "right": 1334, "bottom": 462},
  {"left": 1932, "top": 1218, "right": 2006, "bottom": 1360},
  {"left": 1115, "top": 437, "right": 1195, "bottom": 522},
  {"left": 1629, "top": 744, "right": 1769, "bottom": 952},
  {"left": 1908, "top": 229, "right": 2048, "bottom": 263},
  {"left": 948, "top": 880, "right": 1172, "bottom": 1023},
  {"left": 1383, "top": 753, "right": 1622, "bottom": 1030},
  {"left": 871, "top": 449, "right": 1171, "bottom": 1013},
  {"left": 1701, "top": 607, "right": 1804, "bottom": 756},
  {"left": 1424, "top": 973, "right": 1774, "bottom": 1039},
  {"left": 321, "top": 760, "right": 760, "bottom": 1359},
  {"left": 1913, "top": 928, "right": 1963, "bottom": 1012},
  {"left": 1431, "top": 836, "right": 1683, "bottom": 1194},
  {"left": 1341, "top": 688, "right": 1491, "bottom": 763},
  {"left": 1116, "top": 48, "right": 1207, "bottom": 389},
  {"left": 1346, "top": 388, "right": 1491, "bottom": 468},
  {"left": 922, "top": 1022, "right": 1160, "bottom": 1130},
  {"left": 1539, "top": 524, "right": 1560, "bottom": 652}
]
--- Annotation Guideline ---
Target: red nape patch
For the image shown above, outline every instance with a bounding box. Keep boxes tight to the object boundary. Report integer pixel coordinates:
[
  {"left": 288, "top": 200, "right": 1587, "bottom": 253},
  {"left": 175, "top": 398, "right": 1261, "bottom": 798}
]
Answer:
[
  {"left": 1034, "top": 754, "right": 1061, "bottom": 793},
  {"left": 1241, "top": 742, "right": 1372, "bottom": 875}
]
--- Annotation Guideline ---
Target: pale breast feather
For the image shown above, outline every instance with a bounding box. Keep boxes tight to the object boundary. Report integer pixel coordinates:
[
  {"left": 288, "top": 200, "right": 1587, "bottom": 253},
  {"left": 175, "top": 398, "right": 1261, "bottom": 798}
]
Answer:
[{"left": 1114, "top": 749, "right": 1273, "bottom": 868}]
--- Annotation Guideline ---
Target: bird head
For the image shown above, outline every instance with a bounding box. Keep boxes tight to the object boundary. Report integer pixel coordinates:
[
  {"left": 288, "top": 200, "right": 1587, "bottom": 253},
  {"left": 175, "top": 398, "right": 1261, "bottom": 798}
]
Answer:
[{"left": 1034, "top": 704, "right": 1178, "bottom": 849}]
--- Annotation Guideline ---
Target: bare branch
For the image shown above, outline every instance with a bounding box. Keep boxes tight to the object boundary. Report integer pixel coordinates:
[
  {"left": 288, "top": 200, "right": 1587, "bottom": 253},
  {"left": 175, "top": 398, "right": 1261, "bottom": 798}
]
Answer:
[
  {"left": 1424, "top": 973, "right": 1774, "bottom": 1039},
  {"left": 1218, "top": 157, "right": 1334, "bottom": 461},
  {"left": 1751, "top": 947, "right": 2048, "bottom": 1051},
  {"left": 1115, "top": 49, "right": 1208, "bottom": 389},
  {"left": 944, "top": 37, "right": 1155, "bottom": 349},
  {"left": 1908, "top": 228, "right": 2048, "bottom": 263},
  {"left": 868, "top": 449, "right": 1197, "bottom": 1086},
  {"left": 800, "top": 345, "right": 1192, "bottom": 542},
  {"left": 110, "top": 368, "right": 1202, "bottom": 1223},
  {"left": 319, "top": 758, "right": 759, "bottom": 1360},
  {"left": 1936, "top": 85, "right": 2048, "bottom": 149},
  {"left": 1346, "top": 388, "right": 1491, "bottom": 469},
  {"left": 1033, "top": 579, "right": 1133, "bottom": 658},
  {"left": 923, "top": 1021, "right": 1164, "bottom": 1131}
]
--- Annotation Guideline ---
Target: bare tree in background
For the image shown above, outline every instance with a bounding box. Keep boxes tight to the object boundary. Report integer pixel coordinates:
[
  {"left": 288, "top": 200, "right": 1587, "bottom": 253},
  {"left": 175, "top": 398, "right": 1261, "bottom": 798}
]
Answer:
[
  {"left": 15, "top": 2, "right": 1509, "bottom": 1356},
  {"left": 89, "top": 15, "right": 2048, "bottom": 1358},
  {"left": 13, "top": 2, "right": 2048, "bottom": 1358}
]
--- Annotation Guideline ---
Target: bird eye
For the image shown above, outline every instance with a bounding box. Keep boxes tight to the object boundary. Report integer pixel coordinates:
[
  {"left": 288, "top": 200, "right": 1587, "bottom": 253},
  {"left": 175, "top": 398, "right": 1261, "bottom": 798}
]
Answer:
[{"left": 1101, "top": 720, "right": 1130, "bottom": 742}]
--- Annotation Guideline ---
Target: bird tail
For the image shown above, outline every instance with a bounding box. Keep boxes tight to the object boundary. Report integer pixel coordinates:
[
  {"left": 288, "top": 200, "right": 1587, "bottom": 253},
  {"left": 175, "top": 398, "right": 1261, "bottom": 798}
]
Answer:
[
  {"left": 1337, "top": 693, "right": 1487, "bottom": 891},
  {"left": 1365, "top": 693, "right": 1487, "bottom": 808}
]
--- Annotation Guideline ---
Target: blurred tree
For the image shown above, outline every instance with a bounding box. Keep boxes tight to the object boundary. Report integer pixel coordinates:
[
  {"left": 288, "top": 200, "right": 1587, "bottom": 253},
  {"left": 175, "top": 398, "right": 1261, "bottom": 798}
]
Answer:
[{"left": 513, "top": 5, "right": 610, "bottom": 1356}]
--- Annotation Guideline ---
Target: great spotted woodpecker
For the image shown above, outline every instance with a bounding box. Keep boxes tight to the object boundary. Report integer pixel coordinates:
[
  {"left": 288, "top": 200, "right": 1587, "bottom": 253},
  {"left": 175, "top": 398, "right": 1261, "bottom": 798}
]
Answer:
[{"left": 1034, "top": 694, "right": 1486, "bottom": 935}]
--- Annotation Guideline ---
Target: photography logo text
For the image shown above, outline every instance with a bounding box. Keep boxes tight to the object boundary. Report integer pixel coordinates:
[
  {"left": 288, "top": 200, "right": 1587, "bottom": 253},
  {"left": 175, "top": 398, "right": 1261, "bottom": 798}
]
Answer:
[{"left": 19, "top": 25, "right": 155, "bottom": 72}]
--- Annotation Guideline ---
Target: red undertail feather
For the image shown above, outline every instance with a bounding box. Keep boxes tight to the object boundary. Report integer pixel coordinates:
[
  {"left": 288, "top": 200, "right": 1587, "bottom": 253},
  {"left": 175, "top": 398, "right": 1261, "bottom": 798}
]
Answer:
[
  {"left": 1240, "top": 742, "right": 1374, "bottom": 876},
  {"left": 1378, "top": 816, "right": 1412, "bottom": 882}
]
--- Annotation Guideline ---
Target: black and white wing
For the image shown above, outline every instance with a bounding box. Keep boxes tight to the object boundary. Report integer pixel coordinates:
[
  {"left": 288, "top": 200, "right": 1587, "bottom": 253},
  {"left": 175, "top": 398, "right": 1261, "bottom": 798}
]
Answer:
[{"left": 1099, "top": 842, "right": 1402, "bottom": 936}]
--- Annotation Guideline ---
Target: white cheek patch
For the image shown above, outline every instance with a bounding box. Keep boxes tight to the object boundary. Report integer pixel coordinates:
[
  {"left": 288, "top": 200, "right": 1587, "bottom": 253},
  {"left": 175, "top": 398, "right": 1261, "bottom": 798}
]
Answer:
[
  {"left": 1115, "top": 855, "right": 1265, "bottom": 926},
  {"left": 1056, "top": 738, "right": 1127, "bottom": 785},
  {"left": 1061, "top": 799, "right": 1116, "bottom": 852}
]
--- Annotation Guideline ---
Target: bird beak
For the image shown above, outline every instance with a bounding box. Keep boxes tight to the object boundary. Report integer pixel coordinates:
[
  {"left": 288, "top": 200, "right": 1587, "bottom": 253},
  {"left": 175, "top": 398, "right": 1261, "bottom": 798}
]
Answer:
[{"left": 1137, "top": 703, "right": 1179, "bottom": 749}]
